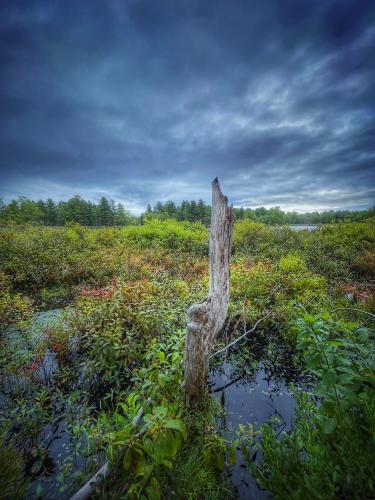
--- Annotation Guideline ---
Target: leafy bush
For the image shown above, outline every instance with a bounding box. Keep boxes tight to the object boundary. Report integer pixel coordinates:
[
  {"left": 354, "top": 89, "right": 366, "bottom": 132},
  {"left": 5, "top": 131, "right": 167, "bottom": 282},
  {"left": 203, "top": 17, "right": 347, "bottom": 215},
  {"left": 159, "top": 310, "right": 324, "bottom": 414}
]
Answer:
[
  {"left": 233, "top": 220, "right": 375, "bottom": 281},
  {"left": 1, "top": 219, "right": 373, "bottom": 498},
  {"left": 233, "top": 220, "right": 273, "bottom": 254},
  {"left": 230, "top": 255, "right": 329, "bottom": 338},
  {"left": 279, "top": 254, "right": 307, "bottom": 273},
  {"left": 121, "top": 219, "right": 208, "bottom": 254},
  {"left": 352, "top": 251, "right": 375, "bottom": 277},
  {"left": 0, "top": 271, "right": 33, "bottom": 327},
  {"left": 248, "top": 315, "right": 375, "bottom": 499},
  {"left": 303, "top": 222, "right": 375, "bottom": 280}
]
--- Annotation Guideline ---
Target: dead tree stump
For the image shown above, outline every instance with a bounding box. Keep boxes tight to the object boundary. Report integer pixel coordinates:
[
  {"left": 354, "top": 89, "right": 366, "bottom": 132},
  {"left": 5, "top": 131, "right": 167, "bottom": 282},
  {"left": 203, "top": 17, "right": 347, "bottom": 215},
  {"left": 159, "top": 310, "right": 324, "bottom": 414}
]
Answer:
[{"left": 184, "top": 178, "right": 233, "bottom": 408}]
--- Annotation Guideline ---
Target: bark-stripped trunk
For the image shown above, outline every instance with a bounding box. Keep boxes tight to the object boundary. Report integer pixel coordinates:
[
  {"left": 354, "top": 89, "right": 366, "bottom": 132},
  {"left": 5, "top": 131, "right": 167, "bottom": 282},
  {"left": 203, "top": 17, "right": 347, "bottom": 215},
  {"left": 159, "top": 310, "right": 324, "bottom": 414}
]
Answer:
[{"left": 184, "top": 178, "right": 233, "bottom": 408}]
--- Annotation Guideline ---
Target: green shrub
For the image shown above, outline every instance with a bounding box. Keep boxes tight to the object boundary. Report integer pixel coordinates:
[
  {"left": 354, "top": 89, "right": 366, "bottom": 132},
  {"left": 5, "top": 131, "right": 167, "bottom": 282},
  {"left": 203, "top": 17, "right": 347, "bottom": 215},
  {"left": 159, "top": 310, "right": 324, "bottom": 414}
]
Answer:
[
  {"left": 121, "top": 219, "right": 208, "bottom": 254},
  {"left": 248, "top": 315, "right": 375, "bottom": 499},
  {"left": 233, "top": 220, "right": 274, "bottom": 257},
  {"left": 0, "top": 271, "right": 33, "bottom": 327},
  {"left": 279, "top": 254, "right": 307, "bottom": 273},
  {"left": 352, "top": 251, "right": 375, "bottom": 277}
]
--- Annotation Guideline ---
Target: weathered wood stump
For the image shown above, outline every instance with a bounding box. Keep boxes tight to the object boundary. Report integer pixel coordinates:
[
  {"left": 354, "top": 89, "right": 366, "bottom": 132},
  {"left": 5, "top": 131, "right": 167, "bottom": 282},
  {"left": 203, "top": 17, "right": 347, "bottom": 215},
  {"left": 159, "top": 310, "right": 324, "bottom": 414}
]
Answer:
[{"left": 184, "top": 178, "right": 233, "bottom": 408}]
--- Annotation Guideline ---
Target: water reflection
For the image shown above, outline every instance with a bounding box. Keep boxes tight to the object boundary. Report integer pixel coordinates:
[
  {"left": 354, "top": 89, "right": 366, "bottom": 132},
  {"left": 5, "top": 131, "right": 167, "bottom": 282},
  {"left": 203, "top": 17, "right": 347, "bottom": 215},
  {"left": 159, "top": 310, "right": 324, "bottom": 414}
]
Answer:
[{"left": 209, "top": 333, "right": 309, "bottom": 499}]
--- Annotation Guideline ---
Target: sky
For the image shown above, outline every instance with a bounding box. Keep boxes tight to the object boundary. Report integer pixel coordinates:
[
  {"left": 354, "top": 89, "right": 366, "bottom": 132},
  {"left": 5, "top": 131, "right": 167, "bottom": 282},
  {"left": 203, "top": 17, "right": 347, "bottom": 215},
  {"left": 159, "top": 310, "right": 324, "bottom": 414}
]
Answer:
[{"left": 0, "top": 0, "right": 374, "bottom": 214}]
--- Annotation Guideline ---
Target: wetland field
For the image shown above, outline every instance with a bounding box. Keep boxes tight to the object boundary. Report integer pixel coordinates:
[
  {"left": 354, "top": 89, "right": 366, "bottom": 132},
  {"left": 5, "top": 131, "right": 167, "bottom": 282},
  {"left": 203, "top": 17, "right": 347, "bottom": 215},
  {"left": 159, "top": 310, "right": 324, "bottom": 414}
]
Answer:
[{"left": 1, "top": 218, "right": 374, "bottom": 499}]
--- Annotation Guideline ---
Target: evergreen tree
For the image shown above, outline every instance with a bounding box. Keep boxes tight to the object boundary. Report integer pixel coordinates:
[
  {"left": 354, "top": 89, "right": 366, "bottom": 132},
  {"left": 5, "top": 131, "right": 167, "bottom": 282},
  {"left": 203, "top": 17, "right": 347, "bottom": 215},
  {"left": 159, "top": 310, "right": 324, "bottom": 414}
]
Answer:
[
  {"left": 165, "top": 200, "right": 177, "bottom": 219},
  {"left": 0, "top": 194, "right": 373, "bottom": 227},
  {"left": 98, "top": 197, "right": 113, "bottom": 226},
  {"left": 45, "top": 199, "right": 57, "bottom": 225}
]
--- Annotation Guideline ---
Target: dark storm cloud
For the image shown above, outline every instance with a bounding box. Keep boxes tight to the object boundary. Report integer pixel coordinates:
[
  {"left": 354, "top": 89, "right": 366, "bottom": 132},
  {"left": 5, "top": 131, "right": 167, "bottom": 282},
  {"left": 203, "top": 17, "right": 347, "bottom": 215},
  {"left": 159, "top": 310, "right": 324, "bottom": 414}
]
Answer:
[{"left": 0, "top": 0, "right": 374, "bottom": 212}]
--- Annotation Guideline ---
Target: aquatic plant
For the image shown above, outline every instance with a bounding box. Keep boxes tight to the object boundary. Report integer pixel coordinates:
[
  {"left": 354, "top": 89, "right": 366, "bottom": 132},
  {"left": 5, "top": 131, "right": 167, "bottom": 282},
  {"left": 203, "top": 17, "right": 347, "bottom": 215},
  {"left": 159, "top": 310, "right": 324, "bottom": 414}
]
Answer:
[{"left": 247, "top": 315, "right": 375, "bottom": 499}]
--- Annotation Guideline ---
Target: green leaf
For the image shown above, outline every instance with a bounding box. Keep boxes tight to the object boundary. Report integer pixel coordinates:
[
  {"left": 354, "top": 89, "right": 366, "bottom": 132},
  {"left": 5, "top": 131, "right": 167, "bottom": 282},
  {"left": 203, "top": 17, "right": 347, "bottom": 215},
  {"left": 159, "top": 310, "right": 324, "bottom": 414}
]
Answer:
[
  {"left": 164, "top": 419, "right": 187, "bottom": 440},
  {"left": 214, "top": 451, "right": 225, "bottom": 471},
  {"left": 142, "top": 436, "right": 154, "bottom": 455},
  {"left": 322, "top": 369, "right": 336, "bottom": 387},
  {"left": 320, "top": 400, "right": 335, "bottom": 417},
  {"left": 356, "top": 328, "right": 369, "bottom": 341},
  {"left": 153, "top": 432, "right": 179, "bottom": 462},
  {"left": 304, "top": 314, "right": 315, "bottom": 324},
  {"left": 228, "top": 446, "right": 236, "bottom": 466},
  {"left": 323, "top": 417, "right": 337, "bottom": 434},
  {"left": 135, "top": 461, "right": 153, "bottom": 482},
  {"left": 362, "top": 368, "right": 375, "bottom": 383},
  {"left": 153, "top": 406, "right": 168, "bottom": 419},
  {"left": 146, "top": 485, "right": 161, "bottom": 500},
  {"left": 232, "top": 438, "right": 240, "bottom": 448},
  {"left": 337, "top": 373, "right": 353, "bottom": 385},
  {"left": 123, "top": 448, "right": 132, "bottom": 471}
]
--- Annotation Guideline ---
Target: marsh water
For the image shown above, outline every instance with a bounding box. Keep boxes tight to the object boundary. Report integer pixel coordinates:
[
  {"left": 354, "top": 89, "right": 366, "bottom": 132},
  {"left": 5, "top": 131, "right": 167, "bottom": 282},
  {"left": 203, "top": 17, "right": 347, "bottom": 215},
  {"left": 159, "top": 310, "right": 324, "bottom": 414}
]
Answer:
[
  {"left": 210, "top": 330, "right": 308, "bottom": 499},
  {"left": 1, "top": 308, "right": 90, "bottom": 499},
  {"left": 288, "top": 225, "right": 318, "bottom": 231},
  {"left": 3, "top": 310, "right": 306, "bottom": 499}
]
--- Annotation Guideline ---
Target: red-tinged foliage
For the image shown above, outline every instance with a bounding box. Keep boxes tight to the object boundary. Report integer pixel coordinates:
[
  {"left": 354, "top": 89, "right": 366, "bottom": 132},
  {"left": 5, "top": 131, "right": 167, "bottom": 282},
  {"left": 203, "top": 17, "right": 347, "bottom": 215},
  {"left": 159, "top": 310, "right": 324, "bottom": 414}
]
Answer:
[{"left": 80, "top": 277, "right": 118, "bottom": 299}]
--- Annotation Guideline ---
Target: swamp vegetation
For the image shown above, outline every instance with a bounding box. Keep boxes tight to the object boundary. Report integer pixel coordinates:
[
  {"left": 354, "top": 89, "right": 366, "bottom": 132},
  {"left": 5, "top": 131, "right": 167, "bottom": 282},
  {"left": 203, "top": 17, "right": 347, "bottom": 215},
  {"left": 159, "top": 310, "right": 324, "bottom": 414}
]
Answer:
[{"left": 0, "top": 218, "right": 374, "bottom": 499}]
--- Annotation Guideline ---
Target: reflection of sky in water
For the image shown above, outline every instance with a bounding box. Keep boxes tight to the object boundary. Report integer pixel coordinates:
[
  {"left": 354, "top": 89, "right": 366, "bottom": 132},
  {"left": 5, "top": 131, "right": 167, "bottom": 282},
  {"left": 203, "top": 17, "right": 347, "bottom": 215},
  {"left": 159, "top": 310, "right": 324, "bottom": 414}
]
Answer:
[
  {"left": 4, "top": 310, "right": 305, "bottom": 499},
  {"left": 288, "top": 225, "right": 318, "bottom": 231},
  {"left": 2, "top": 308, "right": 88, "bottom": 499},
  {"left": 211, "top": 362, "right": 297, "bottom": 499}
]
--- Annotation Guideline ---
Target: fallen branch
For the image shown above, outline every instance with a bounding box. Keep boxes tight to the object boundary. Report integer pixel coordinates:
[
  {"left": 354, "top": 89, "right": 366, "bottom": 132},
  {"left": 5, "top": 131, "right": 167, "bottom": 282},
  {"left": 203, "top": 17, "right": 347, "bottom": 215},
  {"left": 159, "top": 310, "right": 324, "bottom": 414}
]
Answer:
[
  {"left": 70, "top": 462, "right": 110, "bottom": 500},
  {"left": 331, "top": 307, "right": 375, "bottom": 319},
  {"left": 69, "top": 398, "right": 151, "bottom": 500},
  {"left": 209, "top": 313, "right": 270, "bottom": 359}
]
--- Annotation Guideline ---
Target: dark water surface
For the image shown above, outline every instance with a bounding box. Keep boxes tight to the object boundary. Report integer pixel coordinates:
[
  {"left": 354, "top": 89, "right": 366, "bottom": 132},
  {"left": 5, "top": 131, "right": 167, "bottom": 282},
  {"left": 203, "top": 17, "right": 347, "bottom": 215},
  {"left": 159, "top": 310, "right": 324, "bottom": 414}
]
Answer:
[
  {"left": 211, "top": 364, "right": 295, "bottom": 499},
  {"left": 209, "top": 331, "right": 308, "bottom": 499},
  {"left": 1, "top": 308, "right": 92, "bottom": 499},
  {"left": 3, "top": 309, "right": 307, "bottom": 499}
]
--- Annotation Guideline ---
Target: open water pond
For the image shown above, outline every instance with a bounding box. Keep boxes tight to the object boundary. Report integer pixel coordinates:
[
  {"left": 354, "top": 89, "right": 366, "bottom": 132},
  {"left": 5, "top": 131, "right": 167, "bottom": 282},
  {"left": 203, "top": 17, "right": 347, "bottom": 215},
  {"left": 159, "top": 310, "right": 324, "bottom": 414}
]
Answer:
[{"left": 288, "top": 225, "right": 318, "bottom": 231}]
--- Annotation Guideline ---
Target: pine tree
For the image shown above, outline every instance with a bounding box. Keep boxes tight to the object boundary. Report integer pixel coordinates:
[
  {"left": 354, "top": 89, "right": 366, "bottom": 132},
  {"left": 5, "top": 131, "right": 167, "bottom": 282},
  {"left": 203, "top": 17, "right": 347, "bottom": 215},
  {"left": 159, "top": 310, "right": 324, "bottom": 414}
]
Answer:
[
  {"left": 45, "top": 199, "right": 57, "bottom": 225},
  {"left": 98, "top": 197, "right": 113, "bottom": 226}
]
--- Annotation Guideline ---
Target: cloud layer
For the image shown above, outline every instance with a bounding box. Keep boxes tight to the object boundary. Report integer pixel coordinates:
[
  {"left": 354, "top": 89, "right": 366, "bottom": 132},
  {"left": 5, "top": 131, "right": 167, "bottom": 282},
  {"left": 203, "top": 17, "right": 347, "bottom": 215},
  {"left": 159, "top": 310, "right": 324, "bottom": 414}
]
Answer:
[{"left": 1, "top": 0, "right": 374, "bottom": 213}]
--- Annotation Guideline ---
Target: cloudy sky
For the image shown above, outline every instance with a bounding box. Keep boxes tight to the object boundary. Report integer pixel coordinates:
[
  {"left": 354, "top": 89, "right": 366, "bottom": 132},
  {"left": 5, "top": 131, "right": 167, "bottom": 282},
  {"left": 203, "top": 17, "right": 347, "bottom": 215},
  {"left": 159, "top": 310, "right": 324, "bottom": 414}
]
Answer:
[{"left": 1, "top": 0, "right": 374, "bottom": 213}]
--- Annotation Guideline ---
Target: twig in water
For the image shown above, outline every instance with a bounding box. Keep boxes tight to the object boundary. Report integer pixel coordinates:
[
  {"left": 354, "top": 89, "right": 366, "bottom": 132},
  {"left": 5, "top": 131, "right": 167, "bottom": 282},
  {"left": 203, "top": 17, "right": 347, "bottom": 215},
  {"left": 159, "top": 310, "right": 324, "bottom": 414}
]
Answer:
[{"left": 209, "top": 313, "right": 270, "bottom": 359}]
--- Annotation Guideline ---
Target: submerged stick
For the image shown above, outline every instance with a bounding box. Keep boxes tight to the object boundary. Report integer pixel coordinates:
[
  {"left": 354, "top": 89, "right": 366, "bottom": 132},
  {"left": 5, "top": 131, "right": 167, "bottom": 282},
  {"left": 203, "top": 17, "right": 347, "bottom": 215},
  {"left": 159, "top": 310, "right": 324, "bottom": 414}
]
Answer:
[
  {"left": 69, "top": 398, "right": 151, "bottom": 500},
  {"left": 69, "top": 462, "right": 110, "bottom": 500},
  {"left": 209, "top": 314, "right": 269, "bottom": 359}
]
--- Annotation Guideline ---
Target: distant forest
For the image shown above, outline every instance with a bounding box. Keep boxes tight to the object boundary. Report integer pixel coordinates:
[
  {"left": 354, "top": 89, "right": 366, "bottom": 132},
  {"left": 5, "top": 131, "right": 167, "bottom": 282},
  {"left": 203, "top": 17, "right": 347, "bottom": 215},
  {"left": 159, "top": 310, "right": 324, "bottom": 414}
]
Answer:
[{"left": 0, "top": 196, "right": 374, "bottom": 226}]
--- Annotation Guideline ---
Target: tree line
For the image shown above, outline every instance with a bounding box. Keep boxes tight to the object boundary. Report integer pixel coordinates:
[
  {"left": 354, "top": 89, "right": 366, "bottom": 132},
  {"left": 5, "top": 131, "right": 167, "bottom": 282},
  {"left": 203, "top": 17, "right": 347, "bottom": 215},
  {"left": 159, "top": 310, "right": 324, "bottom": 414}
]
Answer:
[
  {"left": 0, "top": 196, "right": 137, "bottom": 226},
  {"left": 144, "top": 200, "right": 375, "bottom": 225},
  {"left": 0, "top": 196, "right": 374, "bottom": 226}
]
